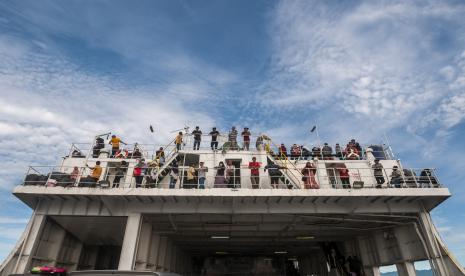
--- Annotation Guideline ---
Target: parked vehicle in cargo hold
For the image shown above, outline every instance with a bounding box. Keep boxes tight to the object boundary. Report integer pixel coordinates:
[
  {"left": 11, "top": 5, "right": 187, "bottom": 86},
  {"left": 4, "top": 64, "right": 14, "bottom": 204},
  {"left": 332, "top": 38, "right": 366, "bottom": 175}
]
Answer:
[{"left": 70, "top": 271, "right": 182, "bottom": 276}]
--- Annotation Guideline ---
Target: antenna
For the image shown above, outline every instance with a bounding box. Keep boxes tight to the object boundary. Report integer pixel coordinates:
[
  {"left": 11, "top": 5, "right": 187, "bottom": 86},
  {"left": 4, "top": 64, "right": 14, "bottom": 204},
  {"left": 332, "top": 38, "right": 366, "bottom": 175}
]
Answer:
[
  {"left": 95, "top": 132, "right": 111, "bottom": 139},
  {"left": 170, "top": 122, "right": 191, "bottom": 134},
  {"left": 383, "top": 132, "right": 395, "bottom": 159}
]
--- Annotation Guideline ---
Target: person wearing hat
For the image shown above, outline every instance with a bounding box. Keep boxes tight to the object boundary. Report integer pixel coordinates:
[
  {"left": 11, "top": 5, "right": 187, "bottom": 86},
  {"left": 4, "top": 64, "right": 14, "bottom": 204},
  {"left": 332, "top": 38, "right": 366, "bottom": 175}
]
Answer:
[
  {"left": 390, "top": 165, "right": 403, "bottom": 188},
  {"left": 372, "top": 159, "right": 385, "bottom": 188},
  {"left": 241, "top": 127, "right": 251, "bottom": 151}
]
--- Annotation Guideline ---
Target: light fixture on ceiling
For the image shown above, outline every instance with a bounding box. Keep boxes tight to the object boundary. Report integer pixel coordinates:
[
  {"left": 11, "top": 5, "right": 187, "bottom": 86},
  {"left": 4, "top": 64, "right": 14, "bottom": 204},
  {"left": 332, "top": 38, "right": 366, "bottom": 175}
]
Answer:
[
  {"left": 274, "top": 251, "right": 288, "bottom": 254},
  {"left": 296, "top": 236, "right": 315, "bottom": 240},
  {"left": 210, "top": 236, "right": 230, "bottom": 239}
]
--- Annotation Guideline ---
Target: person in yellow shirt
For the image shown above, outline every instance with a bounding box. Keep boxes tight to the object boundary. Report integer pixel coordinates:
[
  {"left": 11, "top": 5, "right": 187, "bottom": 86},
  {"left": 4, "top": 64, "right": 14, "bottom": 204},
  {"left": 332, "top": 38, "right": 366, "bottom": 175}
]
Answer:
[
  {"left": 109, "top": 135, "right": 126, "bottom": 157},
  {"left": 186, "top": 164, "right": 196, "bottom": 187},
  {"left": 175, "top": 132, "right": 183, "bottom": 151},
  {"left": 87, "top": 161, "right": 102, "bottom": 182}
]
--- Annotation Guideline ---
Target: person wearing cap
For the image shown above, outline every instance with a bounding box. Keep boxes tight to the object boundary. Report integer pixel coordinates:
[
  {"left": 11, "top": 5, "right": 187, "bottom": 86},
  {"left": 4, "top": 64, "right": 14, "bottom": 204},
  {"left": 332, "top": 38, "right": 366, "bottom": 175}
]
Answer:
[
  {"left": 241, "top": 127, "right": 251, "bottom": 151},
  {"left": 390, "top": 165, "right": 403, "bottom": 188},
  {"left": 372, "top": 159, "right": 385, "bottom": 188},
  {"left": 209, "top": 127, "right": 220, "bottom": 151},
  {"left": 192, "top": 126, "right": 202, "bottom": 150}
]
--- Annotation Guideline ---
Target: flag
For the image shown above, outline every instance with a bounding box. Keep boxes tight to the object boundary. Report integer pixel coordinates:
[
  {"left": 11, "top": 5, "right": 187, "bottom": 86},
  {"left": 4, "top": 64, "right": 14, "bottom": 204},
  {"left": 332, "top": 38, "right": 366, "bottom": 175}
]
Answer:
[
  {"left": 310, "top": 126, "right": 316, "bottom": 133},
  {"left": 149, "top": 125, "right": 154, "bottom": 133}
]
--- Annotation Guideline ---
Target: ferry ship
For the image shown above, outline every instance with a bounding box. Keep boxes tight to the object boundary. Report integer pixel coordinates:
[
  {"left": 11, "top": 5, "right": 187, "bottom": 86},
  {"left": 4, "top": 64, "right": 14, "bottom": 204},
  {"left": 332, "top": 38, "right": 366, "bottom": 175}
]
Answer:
[{"left": 0, "top": 129, "right": 463, "bottom": 276}]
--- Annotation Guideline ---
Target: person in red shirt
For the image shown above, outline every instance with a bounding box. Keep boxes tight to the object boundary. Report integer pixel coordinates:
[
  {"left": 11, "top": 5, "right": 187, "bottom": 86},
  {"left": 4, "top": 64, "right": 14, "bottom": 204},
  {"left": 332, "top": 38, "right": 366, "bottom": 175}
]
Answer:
[
  {"left": 338, "top": 167, "right": 350, "bottom": 188},
  {"left": 248, "top": 157, "right": 261, "bottom": 189}
]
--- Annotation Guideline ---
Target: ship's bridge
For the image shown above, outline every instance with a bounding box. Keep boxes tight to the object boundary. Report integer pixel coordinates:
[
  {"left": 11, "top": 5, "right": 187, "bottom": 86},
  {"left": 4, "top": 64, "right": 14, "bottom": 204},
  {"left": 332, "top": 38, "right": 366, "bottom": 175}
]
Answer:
[{"left": 5, "top": 134, "right": 459, "bottom": 276}]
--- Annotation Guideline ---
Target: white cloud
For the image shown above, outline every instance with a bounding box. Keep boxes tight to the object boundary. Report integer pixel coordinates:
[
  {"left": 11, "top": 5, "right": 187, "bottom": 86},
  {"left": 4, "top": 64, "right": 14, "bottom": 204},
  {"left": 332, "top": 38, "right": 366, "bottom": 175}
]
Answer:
[
  {"left": 0, "top": 217, "right": 28, "bottom": 224},
  {"left": 0, "top": 33, "right": 228, "bottom": 190}
]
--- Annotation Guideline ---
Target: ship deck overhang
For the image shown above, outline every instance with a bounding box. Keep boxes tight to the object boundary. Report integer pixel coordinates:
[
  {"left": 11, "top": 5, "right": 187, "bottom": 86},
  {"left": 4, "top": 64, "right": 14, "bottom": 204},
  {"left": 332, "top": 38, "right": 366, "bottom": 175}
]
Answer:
[{"left": 13, "top": 186, "right": 450, "bottom": 215}]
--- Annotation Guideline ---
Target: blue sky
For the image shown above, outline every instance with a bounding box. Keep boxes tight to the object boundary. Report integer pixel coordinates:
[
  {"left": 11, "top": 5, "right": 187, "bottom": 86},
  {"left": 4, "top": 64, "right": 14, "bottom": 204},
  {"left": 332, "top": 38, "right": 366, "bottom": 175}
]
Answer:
[{"left": 1, "top": 0, "right": 465, "bottom": 272}]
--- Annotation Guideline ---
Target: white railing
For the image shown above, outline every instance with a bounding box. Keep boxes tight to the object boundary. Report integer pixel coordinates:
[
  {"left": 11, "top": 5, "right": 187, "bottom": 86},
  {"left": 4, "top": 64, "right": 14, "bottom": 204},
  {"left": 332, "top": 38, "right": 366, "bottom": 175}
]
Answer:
[
  {"left": 22, "top": 165, "right": 442, "bottom": 190},
  {"left": 66, "top": 135, "right": 393, "bottom": 161}
]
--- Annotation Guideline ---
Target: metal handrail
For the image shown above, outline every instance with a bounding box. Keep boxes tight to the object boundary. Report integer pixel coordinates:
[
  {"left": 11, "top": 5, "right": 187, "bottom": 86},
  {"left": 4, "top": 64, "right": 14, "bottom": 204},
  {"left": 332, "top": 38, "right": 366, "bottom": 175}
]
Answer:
[
  {"left": 67, "top": 136, "right": 391, "bottom": 160},
  {"left": 21, "top": 165, "right": 442, "bottom": 190}
]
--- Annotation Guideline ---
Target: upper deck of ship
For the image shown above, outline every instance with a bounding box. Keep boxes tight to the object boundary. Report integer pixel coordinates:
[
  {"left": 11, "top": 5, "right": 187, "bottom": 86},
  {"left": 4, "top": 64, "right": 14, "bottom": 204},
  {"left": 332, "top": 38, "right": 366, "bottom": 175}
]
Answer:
[{"left": 12, "top": 131, "right": 450, "bottom": 214}]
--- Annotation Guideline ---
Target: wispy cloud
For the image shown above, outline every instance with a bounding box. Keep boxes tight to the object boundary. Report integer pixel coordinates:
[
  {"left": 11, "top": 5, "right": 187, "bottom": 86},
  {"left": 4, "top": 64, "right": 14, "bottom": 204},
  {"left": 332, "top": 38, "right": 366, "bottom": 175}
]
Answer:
[{"left": 260, "top": 0, "right": 465, "bottom": 141}]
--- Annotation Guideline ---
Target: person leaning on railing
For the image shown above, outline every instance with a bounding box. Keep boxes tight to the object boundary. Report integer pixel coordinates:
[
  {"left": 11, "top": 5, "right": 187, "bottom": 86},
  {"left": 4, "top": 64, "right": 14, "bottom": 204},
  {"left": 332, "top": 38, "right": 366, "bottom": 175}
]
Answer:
[
  {"left": 70, "top": 167, "right": 79, "bottom": 184},
  {"left": 264, "top": 162, "right": 285, "bottom": 189},
  {"left": 390, "top": 166, "right": 402, "bottom": 188},
  {"left": 113, "top": 161, "right": 127, "bottom": 188},
  {"left": 301, "top": 162, "right": 319, "bottom": 189},
  {"left": 92, "top": 137, "right": 105, "bottom": 158},
  {"left": 169, "top": 161, "right": 179, "bottom": 189},
  {"left": 228, "top": 126, "right": 238, "bottom": 150},
  {"left": 371, "top": 159, "right": 385, "bottom": 188},
  {"left": 241, "top": 127, "right": 251, "bottom": 151},
  {"left": 192, "top": 126, "right": 202, "bottom": 150},
  {"left": 197, "top": 162, "right": 208, "bottom": 189},
  {"left": 187, "top": 164, "right": 196, "bottom": 187},
  {"left": 214, "top": 161, "right": 226, "bottom": 188},
  {"left": 248, "top": 157, "right": 261, "bottom": 189},
  {"left": 133, "top": 159, "right": 146, "bottom": 188},
  {"left": 209, "top": 127, "right": 220, "bottom": 151},
  {"left": 338, "top": 167, "right": 350, "bottom": 189},
  {"left": 322, "top": 143, "right": 333, "bottom": 160},
  {"left": 155, "top": 147, "right": 165, "bottom": 165},
  {"left": 86, "top": 161, "right": 102, "bottom": 184}
]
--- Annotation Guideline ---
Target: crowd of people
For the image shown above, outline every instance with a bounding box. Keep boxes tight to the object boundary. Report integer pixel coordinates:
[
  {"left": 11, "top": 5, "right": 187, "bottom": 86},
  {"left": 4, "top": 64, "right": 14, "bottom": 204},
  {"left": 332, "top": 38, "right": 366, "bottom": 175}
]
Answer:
[
  {"left": 32, "top": 131, "right": 436, "bottom": 189},
  {"left": 91, "top": 131, "right": 371, "bottom": 163},
  {"left": 58, "top": 156, "right": 437, "bottom": 191}
]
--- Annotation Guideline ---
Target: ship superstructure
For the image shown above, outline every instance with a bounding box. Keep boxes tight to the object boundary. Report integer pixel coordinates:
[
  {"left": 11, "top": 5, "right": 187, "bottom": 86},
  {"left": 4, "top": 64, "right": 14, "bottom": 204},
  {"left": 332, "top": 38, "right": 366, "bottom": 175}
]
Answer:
[{"left": 0, "top": 132, "right": 463, "bottom": 276}]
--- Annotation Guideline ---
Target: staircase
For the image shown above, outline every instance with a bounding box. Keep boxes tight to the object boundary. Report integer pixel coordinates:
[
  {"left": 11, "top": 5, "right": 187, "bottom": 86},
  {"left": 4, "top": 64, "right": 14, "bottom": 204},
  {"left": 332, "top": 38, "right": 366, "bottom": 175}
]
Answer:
[
  {"left": 266, "top": 155, "right": 302, "bottom": 189},
  {"left": 152, "top": 138, "right": 180, "bottom": 184}
]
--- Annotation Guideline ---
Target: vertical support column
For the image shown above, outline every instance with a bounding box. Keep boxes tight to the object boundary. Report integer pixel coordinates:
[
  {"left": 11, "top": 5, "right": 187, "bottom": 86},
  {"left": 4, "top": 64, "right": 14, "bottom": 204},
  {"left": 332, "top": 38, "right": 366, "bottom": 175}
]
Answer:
[
  {"left": 49, "top": 226, "right": 67, "bottom": 266},
  {"left": 118, "top": 213, "right": 142, "bottom": 270},
  {"left": 68, "top": 241, "right": 83, "bottom": 271},
  {"left": 146, "top": 233, "right": 160, "bottom": 271},
  {"left": 156, "top": 236, "right": 168, "bottom": 271},
  {"left": 135, "top": 222, "right": 152, "bottom": 270},
  {"left": 363, "top": 266, "right": 381, "bottom": 276},
  {"left": 12, "top": 214, "right": 46, "bottom": 274},
  {"left": 418, "top": 211, "right": 449, "bottom": 276},
  {"left": 164, "top": 240, "right": 172, "bottom": 271},
  {"left": 170, "top": 245, "right": 177, "bottom": 273},
  {"left": 396, "top": 262, "right": 416, "bottom": 276}
]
